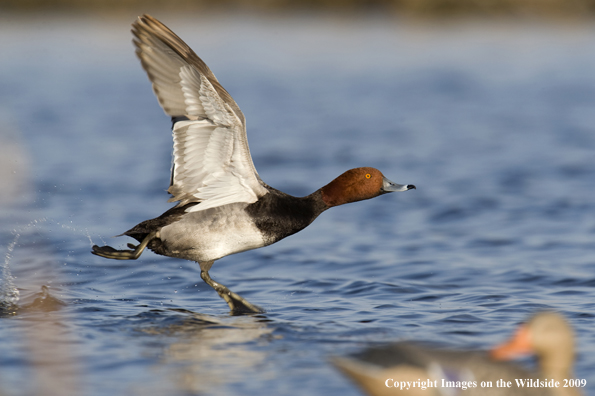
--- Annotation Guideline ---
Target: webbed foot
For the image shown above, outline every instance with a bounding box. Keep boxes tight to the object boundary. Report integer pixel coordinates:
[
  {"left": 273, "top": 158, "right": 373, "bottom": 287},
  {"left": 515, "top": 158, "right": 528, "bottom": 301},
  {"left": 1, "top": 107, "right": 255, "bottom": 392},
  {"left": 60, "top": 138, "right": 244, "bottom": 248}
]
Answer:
[
  {"left": 200, "top": 270, "right": 264, "bottom": 314},
  {"left": 92, "top": 231, "right": 157, "bottom": 260},
  {"left": 219, "top": 288, "right": 264, "bottom": 314}
]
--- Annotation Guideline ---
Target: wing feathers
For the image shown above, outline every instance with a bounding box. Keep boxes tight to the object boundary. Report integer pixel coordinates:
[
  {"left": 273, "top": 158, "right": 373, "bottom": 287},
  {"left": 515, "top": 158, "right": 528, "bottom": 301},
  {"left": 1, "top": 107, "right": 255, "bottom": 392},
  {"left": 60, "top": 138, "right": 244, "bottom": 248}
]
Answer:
[
  {"left": 132, "top": 15, "right": 268, "bottom": 211},
  {"left": 132, "top": 15, "right": 245, "bottom": 124}
]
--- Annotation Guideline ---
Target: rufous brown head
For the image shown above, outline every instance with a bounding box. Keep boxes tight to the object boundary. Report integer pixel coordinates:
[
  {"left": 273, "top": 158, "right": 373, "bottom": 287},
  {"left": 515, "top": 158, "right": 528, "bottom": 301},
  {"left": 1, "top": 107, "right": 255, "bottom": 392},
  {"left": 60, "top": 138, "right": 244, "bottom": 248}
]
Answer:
[{"left": 320, "top": 167, "right": 415, "bottom": 208}]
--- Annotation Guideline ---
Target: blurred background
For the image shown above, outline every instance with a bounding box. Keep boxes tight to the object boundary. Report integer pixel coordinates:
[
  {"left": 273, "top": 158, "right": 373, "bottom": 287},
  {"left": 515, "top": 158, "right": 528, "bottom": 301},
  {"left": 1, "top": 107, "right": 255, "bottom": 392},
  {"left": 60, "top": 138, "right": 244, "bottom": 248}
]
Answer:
[
  {"left": 3, "top": 0, "right": 595, "bottom": 17},
  {"left": 1, "top": 2, "right": 595, "bottom": 396}
]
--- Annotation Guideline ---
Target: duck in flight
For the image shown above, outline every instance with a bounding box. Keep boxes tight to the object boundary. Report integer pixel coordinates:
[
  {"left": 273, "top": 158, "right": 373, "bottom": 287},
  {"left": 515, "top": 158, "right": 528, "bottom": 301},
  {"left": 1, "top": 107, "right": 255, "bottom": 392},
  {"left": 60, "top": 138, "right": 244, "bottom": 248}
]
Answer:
[{"left": 92, "top": 15, "right": 415, "bottom": 313}]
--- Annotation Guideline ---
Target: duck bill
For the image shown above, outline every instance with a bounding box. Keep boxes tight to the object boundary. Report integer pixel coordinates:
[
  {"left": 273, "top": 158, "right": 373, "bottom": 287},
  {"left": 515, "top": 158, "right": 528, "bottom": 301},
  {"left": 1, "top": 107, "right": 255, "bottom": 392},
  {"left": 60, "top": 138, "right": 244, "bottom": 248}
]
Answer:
[
  {"left": 381, "top": 177, "right": 416, "bottom": 193},
  {"left": 490, "top": 324, "right": 532, "bottom": 360}
]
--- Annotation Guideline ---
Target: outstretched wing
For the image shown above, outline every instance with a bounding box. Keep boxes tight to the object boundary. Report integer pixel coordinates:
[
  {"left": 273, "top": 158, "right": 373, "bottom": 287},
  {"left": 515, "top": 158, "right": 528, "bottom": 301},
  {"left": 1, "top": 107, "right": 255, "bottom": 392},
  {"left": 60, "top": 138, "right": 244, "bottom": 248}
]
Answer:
[{"left": 132, "top": 15, "right": 268, "bottom": 212}]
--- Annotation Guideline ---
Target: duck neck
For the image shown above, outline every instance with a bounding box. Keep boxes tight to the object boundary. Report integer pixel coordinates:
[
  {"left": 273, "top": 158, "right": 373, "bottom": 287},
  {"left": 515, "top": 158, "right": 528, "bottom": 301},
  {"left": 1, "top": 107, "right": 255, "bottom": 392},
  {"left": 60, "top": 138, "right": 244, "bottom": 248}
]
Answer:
[
  {"left": 542, "top": 356, "right": 573, "bottom": 384},
  {"left": 541, "top": 353, "right": 578, "bottom": 396}
]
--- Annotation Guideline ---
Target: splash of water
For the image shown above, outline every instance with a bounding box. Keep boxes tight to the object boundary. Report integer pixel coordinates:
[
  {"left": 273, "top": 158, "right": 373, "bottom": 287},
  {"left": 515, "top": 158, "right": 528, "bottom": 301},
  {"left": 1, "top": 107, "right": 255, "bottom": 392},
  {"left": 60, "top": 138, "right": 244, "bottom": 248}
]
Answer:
[
  {"left": 1, "top": 218, "right": 49, "bottom": 311},
  {"left": 59, "top": 222, "right": 96, "bottom": 245},
  {"left": 1, "top": 232, "right": 21, "bottom": 309}
]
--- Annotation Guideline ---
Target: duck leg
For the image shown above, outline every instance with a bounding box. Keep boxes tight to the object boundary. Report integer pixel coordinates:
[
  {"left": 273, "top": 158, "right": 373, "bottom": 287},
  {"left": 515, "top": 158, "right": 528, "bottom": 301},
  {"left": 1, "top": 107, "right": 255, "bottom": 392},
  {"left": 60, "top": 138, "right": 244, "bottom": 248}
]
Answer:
[
  {"left": 92, "top": 231, "right": 158, "bottom": 260},
  {"left": 199, "top": 261, "right": 263, "bottom": 314}
]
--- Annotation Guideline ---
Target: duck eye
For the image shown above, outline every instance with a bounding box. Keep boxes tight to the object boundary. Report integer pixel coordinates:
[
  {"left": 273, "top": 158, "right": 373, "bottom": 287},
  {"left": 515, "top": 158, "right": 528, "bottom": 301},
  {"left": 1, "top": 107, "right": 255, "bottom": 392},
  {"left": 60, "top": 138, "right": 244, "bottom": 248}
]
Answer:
[{"left": 365, "top": 174, "right": 371, "bottom": 179}]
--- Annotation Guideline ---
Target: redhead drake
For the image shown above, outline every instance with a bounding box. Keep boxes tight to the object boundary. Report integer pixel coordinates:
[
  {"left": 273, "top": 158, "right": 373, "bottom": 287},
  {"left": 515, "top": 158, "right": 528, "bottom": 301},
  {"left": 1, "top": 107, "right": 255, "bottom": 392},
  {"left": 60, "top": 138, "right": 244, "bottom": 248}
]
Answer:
[
  {"left": 333, "top": 312, "right": 579, "bottom": 396},
  {"left": 92, "top": 15, "right": 415, "bottom": 313}
]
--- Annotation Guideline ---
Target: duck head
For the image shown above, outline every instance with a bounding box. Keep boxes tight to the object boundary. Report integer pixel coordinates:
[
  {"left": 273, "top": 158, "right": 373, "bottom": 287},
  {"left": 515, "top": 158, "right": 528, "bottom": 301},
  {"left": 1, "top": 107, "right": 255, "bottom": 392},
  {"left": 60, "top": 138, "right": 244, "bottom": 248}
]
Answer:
[
  {"left": 320, "top": 167, "right": 415, "bottom": 208},
  {"left": 491, "top": 312, "right": 575, "bottom": 382}
]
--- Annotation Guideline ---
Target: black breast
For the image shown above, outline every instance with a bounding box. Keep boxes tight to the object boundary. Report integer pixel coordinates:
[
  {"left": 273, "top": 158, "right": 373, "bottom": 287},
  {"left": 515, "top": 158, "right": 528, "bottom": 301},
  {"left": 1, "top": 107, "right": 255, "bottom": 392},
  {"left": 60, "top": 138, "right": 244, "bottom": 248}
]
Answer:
[{"left": 245, "top": 189, "right": 327, "bottom": 244}]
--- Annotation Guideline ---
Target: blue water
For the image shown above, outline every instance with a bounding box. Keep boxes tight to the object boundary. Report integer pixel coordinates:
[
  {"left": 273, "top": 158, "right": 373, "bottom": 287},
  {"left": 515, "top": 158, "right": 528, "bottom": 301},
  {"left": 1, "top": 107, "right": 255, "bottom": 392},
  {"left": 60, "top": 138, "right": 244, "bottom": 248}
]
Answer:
[{"left": 1, "top": 13, "right": 594, "bottom": 395}]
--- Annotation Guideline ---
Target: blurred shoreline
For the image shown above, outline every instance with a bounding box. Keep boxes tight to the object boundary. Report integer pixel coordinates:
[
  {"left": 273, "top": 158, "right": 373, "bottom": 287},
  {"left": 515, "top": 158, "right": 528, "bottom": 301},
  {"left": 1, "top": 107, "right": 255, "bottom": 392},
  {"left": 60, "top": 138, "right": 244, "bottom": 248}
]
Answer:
[{"left": 1, "top": 0, "right": 595, "bottom": 20}]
